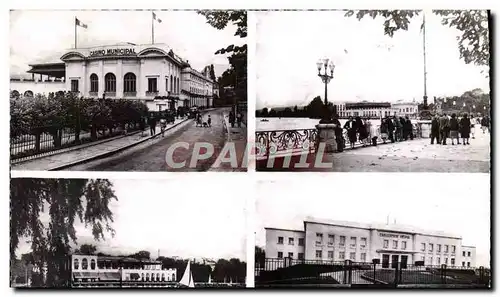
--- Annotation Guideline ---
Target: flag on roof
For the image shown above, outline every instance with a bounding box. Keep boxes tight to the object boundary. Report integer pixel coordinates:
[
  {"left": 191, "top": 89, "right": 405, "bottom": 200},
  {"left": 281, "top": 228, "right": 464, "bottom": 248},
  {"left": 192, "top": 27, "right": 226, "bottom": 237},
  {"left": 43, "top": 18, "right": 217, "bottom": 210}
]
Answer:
[
  {"left": 153, "top": 12, "right": 162, "bottom": 23},
  {"left": 75, "top": 18, "right": 87, "bottom": 29}
]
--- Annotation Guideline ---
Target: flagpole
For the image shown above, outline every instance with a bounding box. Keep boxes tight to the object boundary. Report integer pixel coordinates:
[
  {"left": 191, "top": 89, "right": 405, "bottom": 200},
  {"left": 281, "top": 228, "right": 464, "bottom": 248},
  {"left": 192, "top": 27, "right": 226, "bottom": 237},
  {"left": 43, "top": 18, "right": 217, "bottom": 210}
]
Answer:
[
  {"left": 74, "top": 17, "right": 77, "bottom": 49},
  {"left": 422, "top": 11, "right": 428, "bottom": 108},
  {"left": 152, "top": 12, "right": 154, "bottom": 44}
]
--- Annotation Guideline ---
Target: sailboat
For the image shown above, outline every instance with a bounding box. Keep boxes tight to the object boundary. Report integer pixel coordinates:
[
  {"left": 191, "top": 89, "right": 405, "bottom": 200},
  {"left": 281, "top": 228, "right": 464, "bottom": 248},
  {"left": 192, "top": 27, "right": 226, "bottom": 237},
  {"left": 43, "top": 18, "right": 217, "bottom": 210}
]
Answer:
[
  {"left": 178, "top": 260, "right": 195, "bottom": 288},
  {"left": 208, "top": 274, "right": 212, "bottom": 284}
]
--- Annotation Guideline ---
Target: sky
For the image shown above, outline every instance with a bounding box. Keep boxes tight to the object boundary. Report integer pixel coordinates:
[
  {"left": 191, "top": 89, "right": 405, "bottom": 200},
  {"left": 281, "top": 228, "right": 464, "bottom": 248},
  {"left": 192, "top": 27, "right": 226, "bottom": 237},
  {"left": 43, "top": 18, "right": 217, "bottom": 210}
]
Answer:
[
  {"left": 10, "top": 10, "right": 243, "bottom": 78},
  {"left": 16, "top": 178, "right": 247, "bottom": 261},
  {"left": 256, "top": 10, "right": 490, "bottom": 109},
  {"left": 256, "top": 174, "right": 491, "bottom": 267}
]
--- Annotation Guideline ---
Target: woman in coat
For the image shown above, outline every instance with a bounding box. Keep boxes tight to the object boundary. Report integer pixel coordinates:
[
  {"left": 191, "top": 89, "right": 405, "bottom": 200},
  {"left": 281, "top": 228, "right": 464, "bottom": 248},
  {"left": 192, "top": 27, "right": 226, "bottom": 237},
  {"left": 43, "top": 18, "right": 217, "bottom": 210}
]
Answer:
[
  {"left": 380, "top": 118, "right": 389, "bottom": 144},
  {"left": 356, "top": 116, "right": 368, "bottom": 147},
  {"left": 343, "top": 116, "right": 357, "bottom": 149},
  {"left": 460, "top": 113, "right": 471, "bottom": 145}
]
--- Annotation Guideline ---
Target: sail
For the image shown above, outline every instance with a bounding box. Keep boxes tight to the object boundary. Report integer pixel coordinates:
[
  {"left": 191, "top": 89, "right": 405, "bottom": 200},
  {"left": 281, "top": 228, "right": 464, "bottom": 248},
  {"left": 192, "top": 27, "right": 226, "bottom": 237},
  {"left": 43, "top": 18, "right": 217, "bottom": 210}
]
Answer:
[
  {"left": 208, "top": 274, "right": 212, "bottom": 284},
  {"left": 179, "top": 260, "right": 195, "bottom": 288}
]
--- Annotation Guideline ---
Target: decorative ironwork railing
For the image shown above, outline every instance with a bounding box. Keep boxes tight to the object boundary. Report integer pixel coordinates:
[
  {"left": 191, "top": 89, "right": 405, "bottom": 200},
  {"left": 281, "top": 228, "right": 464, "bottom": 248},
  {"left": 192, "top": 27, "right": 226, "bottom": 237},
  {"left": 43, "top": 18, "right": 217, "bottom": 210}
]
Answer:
[
  {"left": 256, "top": 129, "right": 318, "bottom": 158},
  {"left": 256, "top": 123, "right": 423, "bottom": 159}
]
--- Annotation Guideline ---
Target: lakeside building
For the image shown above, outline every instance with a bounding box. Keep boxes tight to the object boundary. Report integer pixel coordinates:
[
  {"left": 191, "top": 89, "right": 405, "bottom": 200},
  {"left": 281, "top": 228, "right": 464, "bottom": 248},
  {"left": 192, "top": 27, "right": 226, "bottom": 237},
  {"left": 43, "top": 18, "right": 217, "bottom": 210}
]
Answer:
[
  {"left": 391, "top": 99, "right": 419, "bottom": 118},
  {"left": 10, "top": 43, "right": 214, "bottom": 111},
  {"left": 265, "top": 217, "right": 476, "bottom": 268}
]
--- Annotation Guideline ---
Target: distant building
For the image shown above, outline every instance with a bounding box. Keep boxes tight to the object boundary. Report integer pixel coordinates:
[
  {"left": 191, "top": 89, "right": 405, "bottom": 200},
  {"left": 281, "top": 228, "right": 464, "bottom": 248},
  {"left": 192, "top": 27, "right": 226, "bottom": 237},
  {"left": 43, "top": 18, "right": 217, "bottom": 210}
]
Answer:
[
  {"left": 265, "top": 217, "right": 477, "bottom": 268},
  {"left": 392, "top": 99, "right": 419, "bottom": 118},
  {"left": 334, "top": 102, "right": 392, "bottom": 119}
]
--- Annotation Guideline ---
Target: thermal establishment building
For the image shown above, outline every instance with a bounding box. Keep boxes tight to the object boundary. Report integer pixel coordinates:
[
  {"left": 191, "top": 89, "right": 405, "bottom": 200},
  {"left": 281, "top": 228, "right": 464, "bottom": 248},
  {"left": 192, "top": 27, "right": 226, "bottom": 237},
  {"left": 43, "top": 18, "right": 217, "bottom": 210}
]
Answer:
[
  {"left": 10, "top": 43, "right": 216, "bottom": 111},
  {"left": 265, "top": 217, "right": 476, "bottom": 268}
]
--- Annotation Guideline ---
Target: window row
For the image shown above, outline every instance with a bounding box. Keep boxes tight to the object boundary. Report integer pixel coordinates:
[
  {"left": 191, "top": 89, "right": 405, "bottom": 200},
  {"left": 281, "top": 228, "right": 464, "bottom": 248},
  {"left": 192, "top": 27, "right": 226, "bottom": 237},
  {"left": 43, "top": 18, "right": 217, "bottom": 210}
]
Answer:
[
  {"left": 421, "top": 255, "right": 456, "bottom": 266},
  {"left": 316, "top": 234, "right": 367, "bottom": 248},
  {"left": 383, "top": 239, "right": 408, "bottom": 250},
  {"left": 277, "top": 236, "right": 305, "bottom": 246},
  {"left": 315, "top": 250, "right": 367, "bottom": 262},
  {"left": 83, "top": 73, "right": 180, "bottom": 94},
  {"left": 421, "top": 243, "right": 456, "bottom": 253},
  {"left": 73, "top": 258, "right": 96, "bottom": 270},
  {"left": 124, "top": 272, "right": 175, "bottom": 282},
  {"left": 463, "top": 251, "right": 472, "bottom": 257}
]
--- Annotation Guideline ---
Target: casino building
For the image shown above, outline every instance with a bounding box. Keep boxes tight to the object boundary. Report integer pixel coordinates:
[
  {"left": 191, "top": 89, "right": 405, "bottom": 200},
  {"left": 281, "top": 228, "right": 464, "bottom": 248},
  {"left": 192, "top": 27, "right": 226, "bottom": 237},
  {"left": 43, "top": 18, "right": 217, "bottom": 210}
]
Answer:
[
  {"left": 265, "top": 217, "right": 476, "bottom": 268},
  {"left": 11, "top": 43, "right": 214, "bottom": 111}
]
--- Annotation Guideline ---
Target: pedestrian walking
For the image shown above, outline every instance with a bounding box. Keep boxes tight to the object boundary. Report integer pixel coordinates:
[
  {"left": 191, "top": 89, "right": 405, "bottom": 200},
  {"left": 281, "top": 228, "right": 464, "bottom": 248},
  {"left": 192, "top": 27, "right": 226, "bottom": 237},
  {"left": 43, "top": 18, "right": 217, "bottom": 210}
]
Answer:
[
  {"left": 207, "top": 115, "right": 212, "bottom": 127},
  {"left": 460, "top": 113, "right": 471, "bottom": 145},
  {"left": 449, "top": 113, "right": 460, "bottom": 145},
  {"left": 344, "top": 116, "right": 357, "bottom": 149},
  {"left": 356, "top": 117, "right": 368, "bottom": 147},
  {"left": 139, "top": 116, "right": 146, "bottom": 137},
  {"left": 404, "top": 116, "right": 413, "bottom": 140},
  {"left": 229, "top": 111, "right": 236, "bottom": 128},
  {"left": 430, "top": 115, "right": 440, "bottom": 145},
  {"left": 470, "top": 115, "right": 476, "bottom": 139},
  {"left": 237, "top": 112, "right": 243, "bottom": 128},
  {"left": 439, "top": 113, "right": 449, "bottom": 145},
  {"left": 393, "top": 116, "right": 402, "bottom": 142},
  {"left": 480, "top": 116, "right": 489, "bottom": 134},
  {"left": 148, "top": 115, "right": 157, "bottom": 136},
  {"left": 387, "top": 116, "right": 395, "bottom": 143},
  {"left": 380, "top": 118, "right": 389, "bottom": 144},
  {"left": 332, "top": 115, "right": 344, "bottom": 152},
  {"left": 160, "top": 116, "right": 167, "bottom": 137}
]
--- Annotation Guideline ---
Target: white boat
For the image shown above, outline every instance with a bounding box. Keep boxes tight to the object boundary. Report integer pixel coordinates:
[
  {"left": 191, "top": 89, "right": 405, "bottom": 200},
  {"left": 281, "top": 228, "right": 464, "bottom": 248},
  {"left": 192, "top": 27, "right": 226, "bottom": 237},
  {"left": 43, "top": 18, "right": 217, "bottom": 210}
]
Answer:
[{"left": 178, "top": 260, "right": 195, "bottom": 288}]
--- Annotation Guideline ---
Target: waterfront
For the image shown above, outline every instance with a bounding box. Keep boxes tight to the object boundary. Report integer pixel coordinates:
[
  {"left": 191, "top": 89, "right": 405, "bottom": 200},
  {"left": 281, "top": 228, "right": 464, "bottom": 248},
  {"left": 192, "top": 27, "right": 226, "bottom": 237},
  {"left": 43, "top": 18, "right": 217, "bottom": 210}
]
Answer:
[{"left": 256, "top": 117, "right": 382, "bottom": 131}]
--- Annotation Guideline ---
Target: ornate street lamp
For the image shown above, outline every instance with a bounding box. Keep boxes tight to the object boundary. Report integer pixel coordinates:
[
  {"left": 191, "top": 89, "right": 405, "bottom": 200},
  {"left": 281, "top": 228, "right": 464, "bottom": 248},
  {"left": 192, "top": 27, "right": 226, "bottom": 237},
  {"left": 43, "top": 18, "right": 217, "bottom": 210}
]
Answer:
[{"left": 316, "top": 58, "right": 335, "bottom": 123}]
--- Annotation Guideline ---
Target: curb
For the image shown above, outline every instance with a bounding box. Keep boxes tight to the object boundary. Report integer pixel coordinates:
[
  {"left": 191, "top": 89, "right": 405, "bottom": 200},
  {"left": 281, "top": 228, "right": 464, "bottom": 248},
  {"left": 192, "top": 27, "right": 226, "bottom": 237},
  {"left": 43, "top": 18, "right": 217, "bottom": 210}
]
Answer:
[{"left": 48, "top": 117, "right": 191, "bottom": 171}]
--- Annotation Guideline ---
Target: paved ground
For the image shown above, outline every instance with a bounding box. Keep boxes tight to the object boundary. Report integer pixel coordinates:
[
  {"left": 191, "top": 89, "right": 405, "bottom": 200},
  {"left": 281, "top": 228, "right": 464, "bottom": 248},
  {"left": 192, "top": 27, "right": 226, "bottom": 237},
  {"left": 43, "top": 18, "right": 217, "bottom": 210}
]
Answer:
[
  {"left": 259, "top": 129, "right": 490, "bottom": 172},
  {"left": 209, "top": 112, "right": 247, "bottom": 172},
  {"left": 71, "top": 108, "right": 247, "bottom": 172}
]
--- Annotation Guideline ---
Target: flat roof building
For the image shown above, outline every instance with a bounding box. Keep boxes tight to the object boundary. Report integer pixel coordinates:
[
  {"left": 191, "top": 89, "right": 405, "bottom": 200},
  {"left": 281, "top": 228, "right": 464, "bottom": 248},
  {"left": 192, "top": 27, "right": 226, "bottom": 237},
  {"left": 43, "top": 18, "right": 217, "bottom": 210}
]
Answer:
[{"left": 265, "top": 217, "right": 476, "bottom": 268}]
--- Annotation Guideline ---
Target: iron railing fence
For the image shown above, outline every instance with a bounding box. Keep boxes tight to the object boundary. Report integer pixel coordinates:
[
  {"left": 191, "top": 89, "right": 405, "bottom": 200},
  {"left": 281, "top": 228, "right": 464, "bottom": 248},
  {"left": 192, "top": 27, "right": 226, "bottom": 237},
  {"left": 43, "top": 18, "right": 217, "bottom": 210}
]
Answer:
[
  {"left": 256, "top": 124, "right": 422, "bottom": 159},
  {"left": 256, "top": 258, "right": 490, "bottom": 287}
]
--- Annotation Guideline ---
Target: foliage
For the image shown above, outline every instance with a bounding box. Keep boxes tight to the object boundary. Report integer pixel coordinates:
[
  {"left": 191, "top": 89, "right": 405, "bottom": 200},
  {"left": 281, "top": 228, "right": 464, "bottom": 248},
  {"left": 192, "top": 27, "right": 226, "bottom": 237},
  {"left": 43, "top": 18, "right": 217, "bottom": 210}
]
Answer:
[
  {"left": 74, "top": 244, "right": 97, "bottom": 255},
  {"left": 345, "top": 10, "right": 490, "bottom": 67},
  {"left": 434, "top": 88, "right": 490, "bottom": 115},
  {"left": 10, "top": 178, "right": 117, "bottom": 287},
  {"left": 209, "top": 64, "right": 217, "bottom": 81},
  {"left": 197, "top": 10, "right": 247, "bottom": 101}
]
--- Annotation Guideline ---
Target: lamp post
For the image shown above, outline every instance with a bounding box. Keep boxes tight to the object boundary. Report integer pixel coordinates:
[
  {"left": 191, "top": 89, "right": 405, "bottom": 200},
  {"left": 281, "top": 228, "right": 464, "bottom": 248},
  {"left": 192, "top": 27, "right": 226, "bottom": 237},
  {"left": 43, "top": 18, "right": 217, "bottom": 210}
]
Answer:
[{"left": 316, "top": 58, "right": 335, "bottom": 123}]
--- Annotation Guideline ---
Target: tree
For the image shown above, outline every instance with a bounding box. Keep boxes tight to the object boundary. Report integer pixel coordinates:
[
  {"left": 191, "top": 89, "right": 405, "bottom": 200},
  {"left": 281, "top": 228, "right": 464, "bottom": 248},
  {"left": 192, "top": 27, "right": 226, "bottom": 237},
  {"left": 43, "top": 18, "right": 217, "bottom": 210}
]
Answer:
[
  {"left": 198, "top": 10, "right": 247, "bottom": 101},
  {"left": 255, "top": 246, "right": 265, "bottom": 268},
  {"left": 74, "top": 244, "right": 97, "bottom": 255},
  {"left": 10, "top": 178, "right": 117, "bottom": 287},
  {"left": 129, "top": 250, "right": 151, "bottom": 260},
  {"left": 209, "top": 64, "right": 217, "bottom": 81},
  {"left": 307, "top": 96, "right": 325, "bottom": 119},
  {"left": 261, "top": 107, "right": 269, "bottom": 117},
  {"left": 345, "top": 10, "right": 490, "bottom": 67}
]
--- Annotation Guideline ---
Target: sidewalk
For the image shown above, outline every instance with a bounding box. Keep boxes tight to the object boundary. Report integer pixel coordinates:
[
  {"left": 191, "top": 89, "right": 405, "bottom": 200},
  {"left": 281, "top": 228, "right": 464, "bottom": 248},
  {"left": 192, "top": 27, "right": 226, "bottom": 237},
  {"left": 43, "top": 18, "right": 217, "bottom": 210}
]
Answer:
[
  {"left": 11, "top": 117, "right": 189, "bottom": 171},
  {"left": 209, "top": 112, "right": 247, "bottom": 172}
]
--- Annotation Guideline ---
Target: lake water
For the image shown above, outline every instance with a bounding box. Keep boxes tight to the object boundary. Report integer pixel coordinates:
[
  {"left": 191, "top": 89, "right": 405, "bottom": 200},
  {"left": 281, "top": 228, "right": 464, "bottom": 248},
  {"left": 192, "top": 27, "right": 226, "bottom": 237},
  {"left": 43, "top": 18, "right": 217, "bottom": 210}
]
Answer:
[{"left": 256, "top": 117, "right": 382, "bottom": 131}]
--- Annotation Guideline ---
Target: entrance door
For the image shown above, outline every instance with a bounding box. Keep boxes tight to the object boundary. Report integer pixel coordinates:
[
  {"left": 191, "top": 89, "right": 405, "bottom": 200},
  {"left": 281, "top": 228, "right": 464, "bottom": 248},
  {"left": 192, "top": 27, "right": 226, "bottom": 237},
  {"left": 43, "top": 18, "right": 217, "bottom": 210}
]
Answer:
[
  {"left": 400, "top": 255, "right": 408, "bottom": 269},
  {"left": 391, "top": 255, "right": 399, "bottom": 268},
  {"left": 382, "top": 254, "right": 390, "bottom": 268}
]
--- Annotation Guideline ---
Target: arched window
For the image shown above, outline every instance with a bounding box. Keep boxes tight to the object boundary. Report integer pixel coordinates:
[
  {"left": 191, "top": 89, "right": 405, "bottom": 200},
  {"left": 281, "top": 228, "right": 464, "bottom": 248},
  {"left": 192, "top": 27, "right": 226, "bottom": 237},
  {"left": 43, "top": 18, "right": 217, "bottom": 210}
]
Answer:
[
  {"left": 124, "top": 72, "right": 136, "bottom": 93},
  {"left": 172, "top": 273, "right": 176, "bottom": 281},
  {"left": 141, "top": 273, "right": 144, "bottom": 281},
  {"left": 11, "top": 90, "right": 20, "bottom": 98},
  {"left": 170, "top": 75, "right": 173, "bottom": 93},
  {"left": 73, "top": 258, "right": 80, "bottom": 270},
  {"left": 24, "top": 90, "right": 33, "bottom": 97},
  {"left": 156, "top": 273, "right": 160, "bottom": 282},
  {"left": 82, "top": 258, "right": 88, "bottom": 270},
  {"left": 162, "top": 273, "right": 165, "bottom": 281},
  {"left": 104, "top": 73, "right": 116, "bottom": 92},
  {"left": 146, "top": 273, "right": 150, "bottom": 281},
  {"left": 90, "top": 74, "right": 99, "bottom": 93},
  {"left": 90, "top": 259, "right": 96, "bottom": 270}
]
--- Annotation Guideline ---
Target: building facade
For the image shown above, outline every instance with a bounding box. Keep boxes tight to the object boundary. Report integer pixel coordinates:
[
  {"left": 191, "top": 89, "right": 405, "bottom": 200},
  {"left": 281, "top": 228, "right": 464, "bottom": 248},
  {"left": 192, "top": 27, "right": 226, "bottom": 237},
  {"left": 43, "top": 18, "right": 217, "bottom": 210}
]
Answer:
[
  {"left": 11, "top": 43, "right": 214, "bottom": 111},
  {"left": 334, "top": 102, "right": 393, "bottom": 119},
  {"left": 392, "top": 100, "right": 419, "bottom": 118},
  {"left": 265, "top": 217, "right": 476, "bottom": 268}
]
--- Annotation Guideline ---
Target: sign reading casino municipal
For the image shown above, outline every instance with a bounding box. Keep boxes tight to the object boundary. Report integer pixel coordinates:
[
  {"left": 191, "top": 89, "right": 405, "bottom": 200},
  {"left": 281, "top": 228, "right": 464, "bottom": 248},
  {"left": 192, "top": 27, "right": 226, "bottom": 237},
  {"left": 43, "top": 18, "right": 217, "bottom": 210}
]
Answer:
[{"left": 89, "top": 48, "right": 137, "bottom": 57}]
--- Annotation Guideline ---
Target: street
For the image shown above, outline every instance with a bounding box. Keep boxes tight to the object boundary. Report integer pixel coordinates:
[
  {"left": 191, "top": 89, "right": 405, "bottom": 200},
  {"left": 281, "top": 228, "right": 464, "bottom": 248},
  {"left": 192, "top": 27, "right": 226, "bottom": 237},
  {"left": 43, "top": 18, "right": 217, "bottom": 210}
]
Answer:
[{"left": 69, "top": 108, "right": 247, "bottom": 171}]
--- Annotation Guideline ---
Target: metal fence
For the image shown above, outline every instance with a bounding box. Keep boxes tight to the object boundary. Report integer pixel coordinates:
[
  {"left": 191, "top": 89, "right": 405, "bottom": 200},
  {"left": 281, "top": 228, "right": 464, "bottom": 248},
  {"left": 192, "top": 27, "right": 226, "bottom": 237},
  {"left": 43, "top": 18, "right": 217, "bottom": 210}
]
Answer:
[
  {"left": 256, "top": 124, "right": 422, "bottom": 159},
  {"left": 10, "top": 124, "right": 145, "bottom": 163},
  {"left": 256, "top": 258, "right": 490, "bottom": 287}
]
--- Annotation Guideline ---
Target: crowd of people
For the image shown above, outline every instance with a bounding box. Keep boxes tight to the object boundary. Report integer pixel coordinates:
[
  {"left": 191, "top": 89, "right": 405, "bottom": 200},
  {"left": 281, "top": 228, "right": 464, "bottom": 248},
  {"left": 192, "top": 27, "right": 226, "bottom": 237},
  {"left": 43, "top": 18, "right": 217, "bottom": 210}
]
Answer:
[
  {"left": 332, "top": 115, "right": 415, "bottom": 152},
  {"left": 430, "top": 113, "right": 489, "bottom": 145}
]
